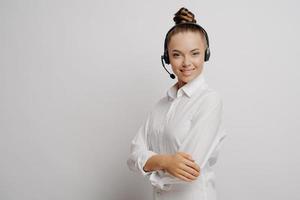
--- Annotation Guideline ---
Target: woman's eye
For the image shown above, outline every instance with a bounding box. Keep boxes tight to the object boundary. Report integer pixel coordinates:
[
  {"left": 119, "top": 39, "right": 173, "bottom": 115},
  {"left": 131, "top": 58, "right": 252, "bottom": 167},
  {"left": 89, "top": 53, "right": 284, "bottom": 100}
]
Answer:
[
  {"left": 192, "top": 52, "right": 200, "bottom": 56},
  {"left": 172, "top": 54, "right": 180, "bottom": 57}
]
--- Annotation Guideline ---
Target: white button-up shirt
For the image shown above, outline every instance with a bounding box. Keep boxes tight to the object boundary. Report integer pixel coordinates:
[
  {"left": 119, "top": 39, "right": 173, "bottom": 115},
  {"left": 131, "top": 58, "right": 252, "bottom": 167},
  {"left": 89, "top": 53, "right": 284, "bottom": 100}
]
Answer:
[{"left": 127, "top": 72, "right": 227, "bottom": 200}]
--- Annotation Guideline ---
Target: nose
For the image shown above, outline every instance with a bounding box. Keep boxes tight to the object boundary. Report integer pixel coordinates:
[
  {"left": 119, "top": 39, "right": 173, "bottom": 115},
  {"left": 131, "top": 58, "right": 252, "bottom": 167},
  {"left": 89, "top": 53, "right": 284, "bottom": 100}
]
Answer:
[{"left": 183, "top": 56, "right": 192, "bottom": 67}]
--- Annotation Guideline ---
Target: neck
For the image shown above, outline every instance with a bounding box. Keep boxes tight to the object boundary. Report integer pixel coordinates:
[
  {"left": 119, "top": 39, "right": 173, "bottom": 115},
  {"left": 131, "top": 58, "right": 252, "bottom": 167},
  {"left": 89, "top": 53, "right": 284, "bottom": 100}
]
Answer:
[{"left": 177, "top": 80, "right": 187, "bottom": 90}]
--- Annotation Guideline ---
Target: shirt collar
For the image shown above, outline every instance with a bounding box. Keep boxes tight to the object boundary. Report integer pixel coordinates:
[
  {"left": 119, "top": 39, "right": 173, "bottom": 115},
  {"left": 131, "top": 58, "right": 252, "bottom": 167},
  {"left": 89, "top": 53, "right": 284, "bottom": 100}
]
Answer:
[{"left": 167, "top": 72, "right": 207, "bottom": 100}]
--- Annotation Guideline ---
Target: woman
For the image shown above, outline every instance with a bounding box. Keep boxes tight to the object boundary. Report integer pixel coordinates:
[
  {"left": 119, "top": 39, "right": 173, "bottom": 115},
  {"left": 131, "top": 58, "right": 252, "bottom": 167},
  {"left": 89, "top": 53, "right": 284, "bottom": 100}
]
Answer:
[{"left": 127, "top": 7, "right": 227, "bottom": 200}]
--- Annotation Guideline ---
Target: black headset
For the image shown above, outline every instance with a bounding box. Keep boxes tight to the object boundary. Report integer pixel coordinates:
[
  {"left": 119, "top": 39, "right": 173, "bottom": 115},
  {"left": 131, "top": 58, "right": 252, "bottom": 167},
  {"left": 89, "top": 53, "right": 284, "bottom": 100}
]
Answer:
[{"left": 161, "top": 22, "right": 210, "bottom": 79}]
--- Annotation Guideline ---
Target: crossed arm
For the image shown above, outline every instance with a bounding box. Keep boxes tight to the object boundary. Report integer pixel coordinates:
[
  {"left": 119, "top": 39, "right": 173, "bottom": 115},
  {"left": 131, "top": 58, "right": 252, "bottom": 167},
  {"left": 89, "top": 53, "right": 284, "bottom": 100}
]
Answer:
[{"left": 127, "top": 93, "right": 224, "bottom": 190}]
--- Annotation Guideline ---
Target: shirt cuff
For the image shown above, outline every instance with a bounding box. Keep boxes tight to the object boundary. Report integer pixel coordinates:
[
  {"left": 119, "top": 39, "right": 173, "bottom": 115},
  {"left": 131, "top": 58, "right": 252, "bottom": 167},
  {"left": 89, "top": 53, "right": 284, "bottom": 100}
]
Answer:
[
  {"left": 138, "top": 150, "right": 158, "bottom": 177},
  {"left": 149, "top": 170, "right": 173, "bottom": 191}
]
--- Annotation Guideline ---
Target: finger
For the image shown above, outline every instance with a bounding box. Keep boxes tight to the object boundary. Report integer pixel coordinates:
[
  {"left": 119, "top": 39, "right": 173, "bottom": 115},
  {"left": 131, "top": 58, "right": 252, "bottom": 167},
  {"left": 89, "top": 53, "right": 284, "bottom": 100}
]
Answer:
[
  {"left": 176, "top": 174, "right": 192, "bottom": 182},
  {"left": 178, "top": 169, "right": 197, "bottom": 181},
  {"left": 192, "top": 162, "right": 200, "bottom": 173},
  {"left": 178, "top": 152, "right": 194, "bottom": 161},
  {"left": 195, "top": 163, "right": 200, "bottom": 172},
  {"left": 182, "top": 164, "right": 200, "bottom": 177},
  {"left": 181, "top": 163, "right": 199, "bottom": 176},
  {"left": 183, "top": 159, "right": 200, "bottom": 172}
]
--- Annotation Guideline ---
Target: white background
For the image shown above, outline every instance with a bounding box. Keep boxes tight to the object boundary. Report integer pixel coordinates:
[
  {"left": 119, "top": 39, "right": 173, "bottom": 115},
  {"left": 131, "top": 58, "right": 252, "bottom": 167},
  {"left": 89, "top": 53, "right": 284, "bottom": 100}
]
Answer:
[{"left": 1, "top": 0, "right": 299, "bottom": 199}]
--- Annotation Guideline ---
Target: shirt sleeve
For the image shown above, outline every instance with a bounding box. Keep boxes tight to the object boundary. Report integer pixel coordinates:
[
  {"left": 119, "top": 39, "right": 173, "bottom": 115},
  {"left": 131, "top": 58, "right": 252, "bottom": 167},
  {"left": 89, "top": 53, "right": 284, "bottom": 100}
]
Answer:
[
  {"left": 179, "top": 92, "right": 223, "bottom": 169},
  {"left": 207, "top": 128, "right": 228, "bottom": 167},
  {"left": 126, "top": 111, "right": 158, "bottom": 177},
  {"left": 146, "top": 92, "right": 226, "bottom": 190}
]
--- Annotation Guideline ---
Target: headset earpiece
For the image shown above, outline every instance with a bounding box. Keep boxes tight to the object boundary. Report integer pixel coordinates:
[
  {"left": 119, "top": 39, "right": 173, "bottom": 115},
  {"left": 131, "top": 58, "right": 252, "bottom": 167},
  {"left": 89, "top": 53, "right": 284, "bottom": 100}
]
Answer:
[
  {"left": 204, "top": 47, "right": 210, "bottom": 62},
  {"left": 163, "top": 50, "right": 170, "bottom": 64}
]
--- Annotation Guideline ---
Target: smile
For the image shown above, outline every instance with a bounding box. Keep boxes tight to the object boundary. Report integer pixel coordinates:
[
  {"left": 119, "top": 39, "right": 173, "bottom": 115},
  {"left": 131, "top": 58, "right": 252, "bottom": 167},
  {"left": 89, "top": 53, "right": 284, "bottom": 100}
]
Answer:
[
  {"left": 180, "top": 68, "right": 195, "bottom": 76},
  {"left": 180, "top": 68, "right": 195, "bottom": 72}
]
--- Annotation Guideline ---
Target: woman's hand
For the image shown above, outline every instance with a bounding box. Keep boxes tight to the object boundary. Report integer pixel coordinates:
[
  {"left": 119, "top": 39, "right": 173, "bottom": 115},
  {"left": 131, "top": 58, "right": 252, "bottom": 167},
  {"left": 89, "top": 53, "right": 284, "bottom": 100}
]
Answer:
[{"left": 162, "top": 152, "right": 200, "bottom": 182}]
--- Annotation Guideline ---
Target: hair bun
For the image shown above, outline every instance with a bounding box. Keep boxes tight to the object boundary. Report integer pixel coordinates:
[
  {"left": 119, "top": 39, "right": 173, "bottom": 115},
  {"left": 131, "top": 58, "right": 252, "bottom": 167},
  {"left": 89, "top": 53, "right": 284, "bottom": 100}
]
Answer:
[{"left": 173, "top": 7, "right": 197, "bottom": 25}]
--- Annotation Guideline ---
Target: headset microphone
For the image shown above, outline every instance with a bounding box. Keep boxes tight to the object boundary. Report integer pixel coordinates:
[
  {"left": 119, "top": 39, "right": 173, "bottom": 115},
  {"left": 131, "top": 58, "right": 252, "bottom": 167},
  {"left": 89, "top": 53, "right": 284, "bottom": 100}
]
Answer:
[{"left": 161, "top": 55, "right": 176, "bottom": 79}]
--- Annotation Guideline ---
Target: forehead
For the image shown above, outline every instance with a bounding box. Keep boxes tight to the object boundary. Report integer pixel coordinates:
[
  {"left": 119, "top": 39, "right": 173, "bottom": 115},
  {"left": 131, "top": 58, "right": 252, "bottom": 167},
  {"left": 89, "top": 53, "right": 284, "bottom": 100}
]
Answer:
[{"left": 168, "top": 31, "right": 205, "bottom": 51}]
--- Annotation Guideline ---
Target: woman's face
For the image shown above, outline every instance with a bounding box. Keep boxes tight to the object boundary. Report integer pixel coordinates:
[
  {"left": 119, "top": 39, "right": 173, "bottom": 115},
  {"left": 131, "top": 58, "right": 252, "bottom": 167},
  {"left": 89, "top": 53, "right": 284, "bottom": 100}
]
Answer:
[{"left": 168, "top": 31, "right": 206, "bottom": 87}]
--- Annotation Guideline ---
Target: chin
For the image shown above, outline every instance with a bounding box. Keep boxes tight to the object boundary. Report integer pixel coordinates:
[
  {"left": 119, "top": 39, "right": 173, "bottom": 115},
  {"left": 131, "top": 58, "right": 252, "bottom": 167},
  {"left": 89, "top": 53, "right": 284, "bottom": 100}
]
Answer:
[{"left": 178, "top": 74, "right": 197, "bottom": 83}]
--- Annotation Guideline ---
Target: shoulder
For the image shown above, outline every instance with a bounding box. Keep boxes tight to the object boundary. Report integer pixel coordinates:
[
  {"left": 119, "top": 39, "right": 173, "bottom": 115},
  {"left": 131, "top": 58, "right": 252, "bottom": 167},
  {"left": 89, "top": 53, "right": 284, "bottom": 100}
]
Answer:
[
  {"left": 144, "top": 96, "right": 168, "bottom": 118},
  {"left": 200, "top": 88, "right": 223, "bottom": 108},
  {"left": 204, "top": 89, "right": 222, "bottom": 104},
  {"left": 152, "top": 96, "right": 169, "bottom": 109},
  {"left": 193, "top": 89, "right": 223, "bottom": 117}
]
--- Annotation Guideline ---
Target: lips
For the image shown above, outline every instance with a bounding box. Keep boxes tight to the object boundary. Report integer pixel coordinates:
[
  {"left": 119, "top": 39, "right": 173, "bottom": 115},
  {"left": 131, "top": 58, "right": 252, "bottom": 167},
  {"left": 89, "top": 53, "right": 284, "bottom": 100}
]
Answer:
[
  {"left": 180, "top": 68, "right": 195, "bottom": 72},
  {"left": 180, "top": 68, "right": 195, "bottom": 76}
]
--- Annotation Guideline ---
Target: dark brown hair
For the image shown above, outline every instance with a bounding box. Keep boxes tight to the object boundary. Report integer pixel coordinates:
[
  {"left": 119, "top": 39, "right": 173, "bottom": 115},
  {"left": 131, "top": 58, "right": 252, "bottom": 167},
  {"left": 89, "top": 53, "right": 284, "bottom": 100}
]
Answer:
[{"left": 166, "top": 7, "right": 208, "bottom": 49}]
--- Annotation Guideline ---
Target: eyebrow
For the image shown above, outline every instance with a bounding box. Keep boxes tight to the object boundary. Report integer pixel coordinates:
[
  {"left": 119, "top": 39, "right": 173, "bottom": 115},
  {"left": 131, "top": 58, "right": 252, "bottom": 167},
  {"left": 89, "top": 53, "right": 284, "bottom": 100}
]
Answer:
[{"left": 171, "top": 48, "right": 200, "bottom": 53}]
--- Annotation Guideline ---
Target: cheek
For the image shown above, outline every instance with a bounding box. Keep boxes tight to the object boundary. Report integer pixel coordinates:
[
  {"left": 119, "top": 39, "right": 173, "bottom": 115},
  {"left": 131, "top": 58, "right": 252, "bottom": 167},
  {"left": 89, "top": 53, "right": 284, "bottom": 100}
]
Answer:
[
  {"left": 170, "top": 65, "right": 178, "bottom": 73},
  {"left": 193, "top": 58, "right": 204, "bottom": 68},
  {"left": 170, "top": 60, "right": 182, "bottom": 70}
]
